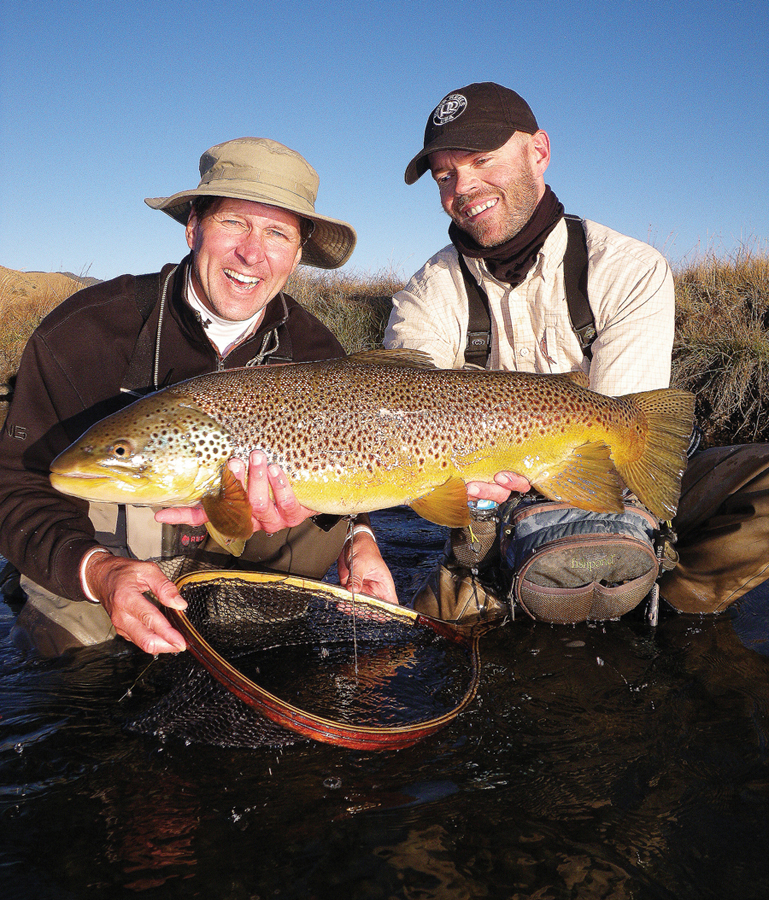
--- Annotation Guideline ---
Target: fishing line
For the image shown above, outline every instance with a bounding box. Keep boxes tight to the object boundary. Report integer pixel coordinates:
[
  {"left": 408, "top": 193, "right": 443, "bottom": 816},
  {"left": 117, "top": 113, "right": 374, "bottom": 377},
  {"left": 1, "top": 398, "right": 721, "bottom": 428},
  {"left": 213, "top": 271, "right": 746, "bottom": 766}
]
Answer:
[
  {"left": 346, "top": 516, "right": 359, "bottom": 677},
  {"left": 118, "top": 656, "right": 159, "bottom": 703}
]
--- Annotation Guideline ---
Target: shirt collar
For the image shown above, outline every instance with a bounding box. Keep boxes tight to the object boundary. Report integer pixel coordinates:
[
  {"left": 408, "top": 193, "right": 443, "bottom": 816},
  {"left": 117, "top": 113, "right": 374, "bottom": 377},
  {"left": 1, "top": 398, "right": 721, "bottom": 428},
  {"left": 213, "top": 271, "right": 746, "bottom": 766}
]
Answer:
[{"left": 184, "top": 265, "right": 266, "bottom": 355}]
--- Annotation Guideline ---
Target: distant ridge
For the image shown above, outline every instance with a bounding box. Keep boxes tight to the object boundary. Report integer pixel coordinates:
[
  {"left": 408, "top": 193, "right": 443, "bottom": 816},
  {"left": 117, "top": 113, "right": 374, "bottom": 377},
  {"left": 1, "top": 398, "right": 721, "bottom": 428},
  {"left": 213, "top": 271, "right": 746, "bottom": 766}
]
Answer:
[
  {"left": 21, "top": 270, "right": 102, "bottom": 288},
  {"left": 0, "top": 266, "right": 94, "bottom": 305}
]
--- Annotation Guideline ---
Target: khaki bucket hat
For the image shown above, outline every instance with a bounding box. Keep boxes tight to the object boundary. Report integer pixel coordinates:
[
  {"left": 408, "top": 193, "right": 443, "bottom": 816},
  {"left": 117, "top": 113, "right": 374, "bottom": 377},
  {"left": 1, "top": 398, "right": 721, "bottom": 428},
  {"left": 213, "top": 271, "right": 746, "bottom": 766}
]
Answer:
[{"left": 145, "top": 137, "right": 356, "bottom": 269}]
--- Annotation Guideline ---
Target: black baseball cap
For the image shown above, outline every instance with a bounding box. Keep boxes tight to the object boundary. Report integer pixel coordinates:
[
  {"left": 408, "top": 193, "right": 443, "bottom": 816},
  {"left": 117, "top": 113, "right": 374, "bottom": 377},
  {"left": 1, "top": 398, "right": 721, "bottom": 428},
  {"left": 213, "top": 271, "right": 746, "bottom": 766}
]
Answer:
[{"left": 405, "top": 82, "right": 539, "bottom": 185}]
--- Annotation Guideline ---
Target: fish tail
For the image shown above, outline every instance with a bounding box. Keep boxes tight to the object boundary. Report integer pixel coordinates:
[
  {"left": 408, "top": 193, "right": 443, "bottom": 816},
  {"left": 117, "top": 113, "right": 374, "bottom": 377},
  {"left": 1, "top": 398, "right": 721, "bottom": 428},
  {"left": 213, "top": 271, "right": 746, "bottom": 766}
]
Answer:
[{"left": 616, "top": 389, "right": 695, "bottom": 520}]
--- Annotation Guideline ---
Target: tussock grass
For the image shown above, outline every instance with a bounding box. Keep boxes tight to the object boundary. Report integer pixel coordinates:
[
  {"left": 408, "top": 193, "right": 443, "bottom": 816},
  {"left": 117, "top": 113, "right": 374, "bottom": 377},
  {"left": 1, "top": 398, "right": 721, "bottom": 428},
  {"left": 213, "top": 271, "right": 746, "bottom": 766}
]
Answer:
[
  {"left": 0, "top": 267, "right": 85, "bottom": 391},
  {"left": 671, "top": 246, "right": 769, "bottom": 445},
  {"left": 286, "top": 267, "right": 404, "bottom": 353}
]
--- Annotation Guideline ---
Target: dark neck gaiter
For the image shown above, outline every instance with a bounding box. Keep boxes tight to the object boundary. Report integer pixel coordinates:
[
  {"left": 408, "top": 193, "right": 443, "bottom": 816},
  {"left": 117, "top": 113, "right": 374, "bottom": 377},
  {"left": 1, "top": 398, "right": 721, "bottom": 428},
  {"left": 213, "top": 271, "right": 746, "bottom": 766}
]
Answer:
[{"left": 449, "top": 185, "right": 564, "bottom": 287}]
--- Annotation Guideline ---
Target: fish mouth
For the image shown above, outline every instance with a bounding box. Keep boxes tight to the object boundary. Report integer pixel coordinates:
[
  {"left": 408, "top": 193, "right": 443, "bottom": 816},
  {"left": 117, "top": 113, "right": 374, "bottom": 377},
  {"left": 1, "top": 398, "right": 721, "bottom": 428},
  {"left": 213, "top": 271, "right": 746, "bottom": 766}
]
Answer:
[
  {"left": 50, "top": 470, "right": 152, "bottom": 499},
  {"left": 50, "top": 469, "right": 145, "bottom": 482}
]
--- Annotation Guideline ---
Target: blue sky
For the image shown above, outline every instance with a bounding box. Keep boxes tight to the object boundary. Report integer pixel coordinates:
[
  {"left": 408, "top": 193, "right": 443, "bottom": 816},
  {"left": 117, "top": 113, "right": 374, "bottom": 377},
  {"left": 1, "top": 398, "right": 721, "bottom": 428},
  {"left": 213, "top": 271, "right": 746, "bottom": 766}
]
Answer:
[{"left": 2, "top": 0, "right": 767, "bottom": 282}]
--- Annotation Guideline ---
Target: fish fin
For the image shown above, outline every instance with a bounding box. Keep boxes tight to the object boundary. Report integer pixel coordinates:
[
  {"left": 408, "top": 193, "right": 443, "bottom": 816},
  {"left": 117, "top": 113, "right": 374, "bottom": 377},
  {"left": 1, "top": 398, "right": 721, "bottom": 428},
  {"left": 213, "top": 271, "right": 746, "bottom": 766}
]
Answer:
[
  {"left": 533, "top": 441, "right": 625, "bottom": 513},
  {"left": 561, "top": 370, "right": 590, "bottom": 389},
  {"left": 615, "top": 389, "right": 695, "bottom": 519},
  {"left": 203, "top": 522, "right": 246, "bottom": 558},
  {"left": 409, "top": 476, "right": 471, "bottom": 527},
  {"left": 345, "top": 349, "right": 437, "bottom": 369},
  {"left": 200, "top": 466, "right": 254, "bottom": 556}
]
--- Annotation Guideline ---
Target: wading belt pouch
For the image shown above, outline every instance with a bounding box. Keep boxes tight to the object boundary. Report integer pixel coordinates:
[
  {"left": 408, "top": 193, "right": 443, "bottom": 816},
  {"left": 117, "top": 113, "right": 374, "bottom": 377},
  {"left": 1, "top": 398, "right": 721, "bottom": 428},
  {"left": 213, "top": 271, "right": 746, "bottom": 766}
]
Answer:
[
  {"left": 411, "top": 559, "right": 508, "bottom": 625},
  {"left": 500, "top": 500, "right": 665, "bottom": 624}
]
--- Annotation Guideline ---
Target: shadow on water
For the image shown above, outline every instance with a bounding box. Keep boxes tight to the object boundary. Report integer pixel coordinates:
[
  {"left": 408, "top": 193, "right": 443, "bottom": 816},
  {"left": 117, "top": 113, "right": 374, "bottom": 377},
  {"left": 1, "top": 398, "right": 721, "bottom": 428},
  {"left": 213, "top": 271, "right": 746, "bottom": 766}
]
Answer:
[{"left": 2, "top": 507, "right": 769, "bottom": 899}]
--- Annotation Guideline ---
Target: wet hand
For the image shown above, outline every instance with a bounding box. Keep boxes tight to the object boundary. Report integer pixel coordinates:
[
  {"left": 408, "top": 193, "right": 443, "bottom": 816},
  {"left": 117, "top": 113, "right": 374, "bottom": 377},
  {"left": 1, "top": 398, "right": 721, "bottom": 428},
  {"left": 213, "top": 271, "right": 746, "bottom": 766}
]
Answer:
[
  {"left": 230, "top": 450, "right": 316, "bottom": 533},
  {"left": 84, "top": 553, "right": 188, "bottom": 655},
  {"left": 337, "top": 531, "right": 399, "bottom": 606},
  {"left": 466, "top": 471, "right": 531, "bottom": 505}
]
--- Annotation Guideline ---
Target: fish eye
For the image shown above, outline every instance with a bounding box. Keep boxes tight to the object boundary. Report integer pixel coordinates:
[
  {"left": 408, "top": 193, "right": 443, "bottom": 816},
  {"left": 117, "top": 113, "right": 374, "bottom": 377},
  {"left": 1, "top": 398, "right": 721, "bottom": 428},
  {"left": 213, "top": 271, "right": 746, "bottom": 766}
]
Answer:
[{"left": 111, "top": 440, "right": 133, "bottom": 458}]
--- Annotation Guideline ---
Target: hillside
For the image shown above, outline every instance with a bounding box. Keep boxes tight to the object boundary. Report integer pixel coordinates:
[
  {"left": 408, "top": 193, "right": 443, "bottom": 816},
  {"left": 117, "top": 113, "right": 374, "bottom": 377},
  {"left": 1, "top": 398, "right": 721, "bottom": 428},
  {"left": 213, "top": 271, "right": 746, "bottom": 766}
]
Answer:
[
  {"left": 0, "top": 266, "right": 94, "bottom": 403},
  {"left": 0, "top": 265, "right": 89, "bottom": 304}
]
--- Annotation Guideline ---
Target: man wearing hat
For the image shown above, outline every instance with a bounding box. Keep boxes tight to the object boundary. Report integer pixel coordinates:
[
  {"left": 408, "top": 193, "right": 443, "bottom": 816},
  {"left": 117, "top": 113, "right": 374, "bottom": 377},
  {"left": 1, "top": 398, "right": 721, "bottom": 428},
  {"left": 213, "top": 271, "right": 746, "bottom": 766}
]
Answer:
[
  {"left": 0, "top": 137, "right": 396, "bottom": 656},
  {"left": 385, "top": 83, "right": 677, "bottom": 618},
  {"left": 388, "top": 82, "right": 676, "bottom": 504},
  {"left": 389, "top": 81, "right": 674, "bottom": 404}
]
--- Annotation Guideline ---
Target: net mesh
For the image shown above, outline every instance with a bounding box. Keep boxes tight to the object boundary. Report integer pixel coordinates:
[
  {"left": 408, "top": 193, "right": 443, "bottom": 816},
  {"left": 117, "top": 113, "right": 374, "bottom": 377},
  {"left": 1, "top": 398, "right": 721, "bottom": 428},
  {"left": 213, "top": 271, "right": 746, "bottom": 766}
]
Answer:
[
  {"left": 126, "top": 653, "right": 299, "bottom": 748},
  {"left": 126, "top": 571, "right": 478, "bottom": 749}
]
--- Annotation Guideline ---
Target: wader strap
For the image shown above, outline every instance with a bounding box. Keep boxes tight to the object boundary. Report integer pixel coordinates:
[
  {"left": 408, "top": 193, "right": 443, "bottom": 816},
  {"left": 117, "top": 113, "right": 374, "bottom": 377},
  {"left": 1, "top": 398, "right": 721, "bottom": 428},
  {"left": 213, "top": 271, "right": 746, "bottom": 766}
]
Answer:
[
  {"left": 460, "top": 214, "right": 594, "bottom": 367},
  {"left": 562, "top": 214, "right": 594, "bottom": 360},
  {"left": 458, "top": 253, "right": 493, "bottom": 369},
  {"left": 120, "top": 272, "right": 162, "bottom": 398}
]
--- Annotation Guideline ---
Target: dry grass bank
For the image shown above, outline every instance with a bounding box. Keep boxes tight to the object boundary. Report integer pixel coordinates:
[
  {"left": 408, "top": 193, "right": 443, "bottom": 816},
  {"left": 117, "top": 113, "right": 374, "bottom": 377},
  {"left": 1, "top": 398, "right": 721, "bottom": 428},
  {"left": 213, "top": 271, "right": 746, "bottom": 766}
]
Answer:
[
  {"left": 0, "top": 266, "right": 87, "bottom": 393},
  {"left": 285, "top": 268, "right": 404, "bottom": 353},
  {"left": 3, "top": 250, "right": 769, "bottom": 446},
  {"left": 671, "top": 247, "right": 769, "bottom": 445}
]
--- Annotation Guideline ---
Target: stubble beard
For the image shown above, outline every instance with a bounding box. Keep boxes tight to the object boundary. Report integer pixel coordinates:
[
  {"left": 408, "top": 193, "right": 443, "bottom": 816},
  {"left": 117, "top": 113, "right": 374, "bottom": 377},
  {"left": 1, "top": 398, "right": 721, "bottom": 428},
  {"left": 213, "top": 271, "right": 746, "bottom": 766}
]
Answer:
[{"left": 451, "top": 169, "right": 541, "bottom": 248}]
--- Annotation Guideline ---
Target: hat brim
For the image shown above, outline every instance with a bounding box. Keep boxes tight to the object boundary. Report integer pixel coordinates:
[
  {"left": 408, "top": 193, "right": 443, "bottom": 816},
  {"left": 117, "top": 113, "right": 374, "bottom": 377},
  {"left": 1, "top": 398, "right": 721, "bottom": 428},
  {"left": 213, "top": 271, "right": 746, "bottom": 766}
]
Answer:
[
  {"left": 404, "top": 123, "right": 516, "bottom": 185},
  {"left": 145, "top": 186, "right": 356, "bottom": 269}
]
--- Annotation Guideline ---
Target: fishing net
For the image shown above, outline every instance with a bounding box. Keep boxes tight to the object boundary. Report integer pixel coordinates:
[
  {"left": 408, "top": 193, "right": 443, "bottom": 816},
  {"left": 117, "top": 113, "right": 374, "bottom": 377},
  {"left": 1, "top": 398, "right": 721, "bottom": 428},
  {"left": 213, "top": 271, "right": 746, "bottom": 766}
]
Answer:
[{"left": 127, "top": 571, "right": 480, "bottom": 750}]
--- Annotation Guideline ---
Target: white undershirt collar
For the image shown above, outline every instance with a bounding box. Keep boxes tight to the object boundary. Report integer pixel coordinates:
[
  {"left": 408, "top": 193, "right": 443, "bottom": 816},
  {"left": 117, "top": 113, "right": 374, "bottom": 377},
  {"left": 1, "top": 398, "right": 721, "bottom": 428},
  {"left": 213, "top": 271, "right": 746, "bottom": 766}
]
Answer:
[{"left": 185, "top": 266, "right": 265, "bottom": 356}]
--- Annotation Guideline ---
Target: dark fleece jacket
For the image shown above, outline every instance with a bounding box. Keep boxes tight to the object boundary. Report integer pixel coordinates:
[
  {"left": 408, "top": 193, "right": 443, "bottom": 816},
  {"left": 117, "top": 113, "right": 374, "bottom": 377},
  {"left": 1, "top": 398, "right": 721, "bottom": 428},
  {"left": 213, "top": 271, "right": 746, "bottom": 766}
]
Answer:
[{"left": 0, "top": 255, "right": 345, "bottom": 601}]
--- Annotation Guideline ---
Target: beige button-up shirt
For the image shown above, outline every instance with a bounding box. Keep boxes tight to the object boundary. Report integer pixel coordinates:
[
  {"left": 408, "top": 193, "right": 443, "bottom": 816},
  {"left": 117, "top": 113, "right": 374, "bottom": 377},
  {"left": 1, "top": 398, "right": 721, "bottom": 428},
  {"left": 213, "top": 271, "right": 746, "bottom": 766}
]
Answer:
[{"left": 385, "top": 218, "right": 675, "bottom": 397}]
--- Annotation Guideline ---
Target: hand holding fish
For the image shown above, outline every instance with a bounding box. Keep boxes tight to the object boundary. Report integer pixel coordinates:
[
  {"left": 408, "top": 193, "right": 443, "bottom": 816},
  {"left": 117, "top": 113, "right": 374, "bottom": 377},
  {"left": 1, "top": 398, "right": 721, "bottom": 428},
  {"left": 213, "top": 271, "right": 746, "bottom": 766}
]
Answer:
[
  {"left": 222, "top": 451, "right": 398, "bottom": 604},
  {"left": 466, "top": 471, "right": 532, "bottom": 504},
  {"left": 152, "top": 448, "right": 399, "bottom": 605},
  {"left": 233, "top": 450, "right": 319, "bottom": 532},
  {"left": 83, "top": 553, "right": 188, "bottom": 655},
  {"left": 154, "top": 450, "right": 315, "bottom": 534}
]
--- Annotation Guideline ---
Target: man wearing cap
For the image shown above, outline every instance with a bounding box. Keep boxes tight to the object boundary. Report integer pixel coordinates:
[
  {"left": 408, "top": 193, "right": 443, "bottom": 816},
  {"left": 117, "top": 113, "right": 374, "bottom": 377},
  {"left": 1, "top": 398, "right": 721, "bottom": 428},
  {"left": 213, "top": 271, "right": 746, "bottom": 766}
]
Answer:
[
  {"left": 388, "top": 82, "right": 675, "bottom": 503},
  {"left": 387, "top": 84, "right": 769, "bottom": 624},
  {"left": 389, "top": 81, "right": 674, "bottom": 399},
  {"left": 385, "top": 83, "right": 676, "bottom": 618},
  {"left": 0, "top": 137, "right": 396, "bottom": 656}
]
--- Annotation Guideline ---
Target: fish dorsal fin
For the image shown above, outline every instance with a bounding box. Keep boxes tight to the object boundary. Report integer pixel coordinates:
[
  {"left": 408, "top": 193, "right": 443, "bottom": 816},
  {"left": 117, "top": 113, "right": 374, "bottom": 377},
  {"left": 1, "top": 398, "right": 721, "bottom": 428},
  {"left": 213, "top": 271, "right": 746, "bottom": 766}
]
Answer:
[
  {"left": 562, "top": 370, "right": 590, "bottom": 389},
  {"left": 409, "top": 475, "right": 471, "bottom": 527},
  {"left": 345, "top": 349, "right": 437, "bottom": 369},
  {"left": 533, "top": 440, "right": 625, "bottom": 513},
  {"left": 200, "top": 465, "right": 253, "bottom": 557}
]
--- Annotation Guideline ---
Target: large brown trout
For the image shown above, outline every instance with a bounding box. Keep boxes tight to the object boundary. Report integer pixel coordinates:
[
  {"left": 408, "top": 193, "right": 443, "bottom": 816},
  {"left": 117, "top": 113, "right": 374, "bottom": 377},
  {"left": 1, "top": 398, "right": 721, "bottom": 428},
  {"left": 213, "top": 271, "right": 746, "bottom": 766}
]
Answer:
[{"left": 50, "top": 350, "right": 694, "bottom": 554}]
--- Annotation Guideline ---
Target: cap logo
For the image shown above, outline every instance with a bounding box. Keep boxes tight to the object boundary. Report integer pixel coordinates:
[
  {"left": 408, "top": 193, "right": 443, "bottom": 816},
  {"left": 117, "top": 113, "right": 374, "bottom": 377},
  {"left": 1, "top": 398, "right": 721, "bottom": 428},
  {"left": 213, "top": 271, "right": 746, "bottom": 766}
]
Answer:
[{"left": 433, "top": 93, "right": 467, "bottom": 126}]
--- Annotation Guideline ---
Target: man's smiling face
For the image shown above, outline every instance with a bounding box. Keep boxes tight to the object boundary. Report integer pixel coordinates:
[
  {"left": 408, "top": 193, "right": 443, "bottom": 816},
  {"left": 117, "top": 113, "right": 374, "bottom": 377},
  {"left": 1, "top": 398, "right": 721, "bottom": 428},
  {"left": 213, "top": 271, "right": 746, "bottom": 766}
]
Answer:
[
  {"left": 185, "top": 198, "right": 303, "bottom": 321},
  {"left": 430, "top": 131, "right": 549, "bottom": 247}
]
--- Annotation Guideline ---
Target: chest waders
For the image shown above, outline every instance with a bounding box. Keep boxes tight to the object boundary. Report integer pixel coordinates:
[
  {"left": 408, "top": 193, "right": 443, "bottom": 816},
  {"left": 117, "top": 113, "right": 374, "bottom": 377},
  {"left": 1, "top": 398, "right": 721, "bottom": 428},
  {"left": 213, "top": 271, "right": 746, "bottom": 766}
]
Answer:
[{"left": 460, "top": 214, "right": 595, "bottom": 369}]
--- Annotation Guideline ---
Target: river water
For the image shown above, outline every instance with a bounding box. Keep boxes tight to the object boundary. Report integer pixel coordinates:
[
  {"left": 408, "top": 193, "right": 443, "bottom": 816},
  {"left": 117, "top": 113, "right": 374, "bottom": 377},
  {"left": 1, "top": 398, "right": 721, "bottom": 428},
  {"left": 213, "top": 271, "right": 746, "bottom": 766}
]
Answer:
[{"left": 2, "top": 507, "right": 769, "bottom": 899}]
